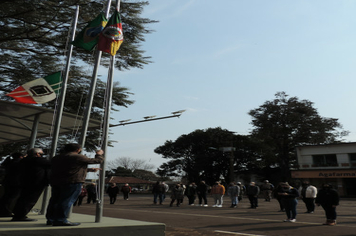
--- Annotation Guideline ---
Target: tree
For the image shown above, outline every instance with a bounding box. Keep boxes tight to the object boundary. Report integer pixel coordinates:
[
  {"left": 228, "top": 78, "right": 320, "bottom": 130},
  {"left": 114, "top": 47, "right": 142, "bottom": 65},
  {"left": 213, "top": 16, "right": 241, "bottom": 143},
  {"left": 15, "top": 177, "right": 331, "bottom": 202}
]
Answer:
[
  {"left": 107, "top": 157, "right": 154, "bottom": 173},
  {"left": 154, "top": 127, "right": 261, "bottom": 185},
  {"left": 132, "top": 169, "right": 158, "bottom": 181},
  {"left": 0, "top": 0, "right": 157, "bottom": 154},
  {"left": 248, "top": 92, "right": 349, "bottom": 181},
  {"left": 106, "top": 166, "right": 133, "bottom": 177}
]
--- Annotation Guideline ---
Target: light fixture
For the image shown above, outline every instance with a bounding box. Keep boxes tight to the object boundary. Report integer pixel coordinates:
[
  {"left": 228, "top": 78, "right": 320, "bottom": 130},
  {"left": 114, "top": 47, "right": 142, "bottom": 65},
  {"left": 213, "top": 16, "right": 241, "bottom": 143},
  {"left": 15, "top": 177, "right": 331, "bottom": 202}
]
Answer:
[{"left": 171, "top": 110, "right": 186, "bottom": 115}]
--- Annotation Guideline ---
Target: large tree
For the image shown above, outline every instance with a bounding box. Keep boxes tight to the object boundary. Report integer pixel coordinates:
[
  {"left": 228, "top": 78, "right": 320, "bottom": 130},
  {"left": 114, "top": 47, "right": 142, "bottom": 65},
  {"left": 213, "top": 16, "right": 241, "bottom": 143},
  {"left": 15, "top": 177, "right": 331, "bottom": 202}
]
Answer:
[
  {"left": 154, "top": 127, "right": 261, "bottom": 185},
  {"left": 248, "top": 92, "right": 349, "bottom": 181},
  {"left": 0, "top": 0, "right": 157, "bottom": 154}
]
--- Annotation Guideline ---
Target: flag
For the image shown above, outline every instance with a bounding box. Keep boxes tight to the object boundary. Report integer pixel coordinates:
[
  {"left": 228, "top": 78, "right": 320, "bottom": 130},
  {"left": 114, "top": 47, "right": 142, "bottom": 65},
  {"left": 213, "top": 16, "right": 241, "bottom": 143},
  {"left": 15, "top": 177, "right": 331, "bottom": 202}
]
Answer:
[
  {"left": 6, "top": 72, "right": 62, "bottom": 104},
  {"left": 98, "top": 10, "right": 124, "bottom": 56},
  {"left": 72, "top": 13, "right": 108, "bottom": 51}
]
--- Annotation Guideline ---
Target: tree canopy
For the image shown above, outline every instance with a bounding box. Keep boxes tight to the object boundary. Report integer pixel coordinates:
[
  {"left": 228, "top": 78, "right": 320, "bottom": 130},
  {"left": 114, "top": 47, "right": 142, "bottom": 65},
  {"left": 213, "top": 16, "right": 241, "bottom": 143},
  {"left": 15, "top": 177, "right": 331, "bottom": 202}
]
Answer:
[
  {"left": 248, "top": 92, "right": 349, "bottom": 180},
  {"left": 0, "top": 0, "right": 157, "bottom": 154},
  {"left": 154, "top": 127, "right": 262, "bottom": 185}
]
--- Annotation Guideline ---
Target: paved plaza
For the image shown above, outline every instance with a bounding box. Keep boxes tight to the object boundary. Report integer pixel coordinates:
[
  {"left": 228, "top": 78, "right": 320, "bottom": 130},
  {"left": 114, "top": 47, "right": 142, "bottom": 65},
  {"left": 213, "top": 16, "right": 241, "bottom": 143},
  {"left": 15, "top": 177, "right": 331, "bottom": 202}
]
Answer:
[{"left": 73, "top": 194, "right": 356, "bottom": 236}]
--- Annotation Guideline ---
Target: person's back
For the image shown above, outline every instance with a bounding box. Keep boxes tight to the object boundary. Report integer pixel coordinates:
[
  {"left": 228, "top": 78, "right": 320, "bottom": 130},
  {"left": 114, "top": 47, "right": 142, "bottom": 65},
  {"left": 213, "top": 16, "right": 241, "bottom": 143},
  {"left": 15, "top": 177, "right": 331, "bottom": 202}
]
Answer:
[
  {"left": 12, "top": 148, "right": 50, "bottom": 221},
  {"left": 50, "top": 152, "right": 97, "bottom": 186}
]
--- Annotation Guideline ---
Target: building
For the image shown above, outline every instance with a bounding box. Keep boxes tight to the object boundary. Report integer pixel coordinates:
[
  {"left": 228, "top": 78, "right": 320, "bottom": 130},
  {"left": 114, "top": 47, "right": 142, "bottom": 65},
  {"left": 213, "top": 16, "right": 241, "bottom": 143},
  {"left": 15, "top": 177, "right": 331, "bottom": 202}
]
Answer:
[{"left": 291, "top": 142, "right": 356, "bottom": 197}]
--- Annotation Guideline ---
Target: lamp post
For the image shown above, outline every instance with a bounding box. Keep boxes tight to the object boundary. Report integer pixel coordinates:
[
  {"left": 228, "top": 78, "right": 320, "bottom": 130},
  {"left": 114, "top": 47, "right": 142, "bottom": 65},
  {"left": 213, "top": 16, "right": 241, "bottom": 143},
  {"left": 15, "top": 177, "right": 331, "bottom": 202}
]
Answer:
[{"left": 110, "top": 110, "right": 186, "bottom": 127}]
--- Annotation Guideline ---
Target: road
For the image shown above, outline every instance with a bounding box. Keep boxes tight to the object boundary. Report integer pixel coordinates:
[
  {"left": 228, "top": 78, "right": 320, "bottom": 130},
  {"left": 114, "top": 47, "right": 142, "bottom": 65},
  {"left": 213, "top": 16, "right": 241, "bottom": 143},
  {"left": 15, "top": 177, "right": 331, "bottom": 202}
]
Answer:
[{"left": 73, "top": 194, "right": 356, "bottom": 236}]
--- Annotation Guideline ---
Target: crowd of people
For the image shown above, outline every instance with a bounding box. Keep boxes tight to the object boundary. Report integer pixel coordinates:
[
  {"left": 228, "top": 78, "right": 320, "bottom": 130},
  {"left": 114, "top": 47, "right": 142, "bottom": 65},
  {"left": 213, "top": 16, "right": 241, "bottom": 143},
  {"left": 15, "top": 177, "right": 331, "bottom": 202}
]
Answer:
[
  {"left": 148, "top": 180, "right": 340, "bottom": 226},
  {"left": 0, "top": 147, "right": 341, "bottom": 227}
]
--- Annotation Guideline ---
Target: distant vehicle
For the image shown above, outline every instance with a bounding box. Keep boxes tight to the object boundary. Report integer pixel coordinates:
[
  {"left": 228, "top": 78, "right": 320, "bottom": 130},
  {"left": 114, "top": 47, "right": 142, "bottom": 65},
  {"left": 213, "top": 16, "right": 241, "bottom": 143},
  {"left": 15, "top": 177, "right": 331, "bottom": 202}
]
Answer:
[{"left": 131, "top": 187, "right": 144, "bottom": 192}]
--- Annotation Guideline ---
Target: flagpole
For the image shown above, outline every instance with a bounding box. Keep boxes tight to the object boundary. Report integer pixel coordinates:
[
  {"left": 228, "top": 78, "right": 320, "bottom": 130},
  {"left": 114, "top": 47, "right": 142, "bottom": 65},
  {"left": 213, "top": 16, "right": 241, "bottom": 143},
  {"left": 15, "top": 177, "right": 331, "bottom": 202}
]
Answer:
[
  {"left": 40, "top": 5, "right": 80, "bottom": 215},
  {"left": 78, "top": 0, "right": 112, "bottom": 148},
  {"left": 95, "top": 0, "right": 121, "bottom": 223}
]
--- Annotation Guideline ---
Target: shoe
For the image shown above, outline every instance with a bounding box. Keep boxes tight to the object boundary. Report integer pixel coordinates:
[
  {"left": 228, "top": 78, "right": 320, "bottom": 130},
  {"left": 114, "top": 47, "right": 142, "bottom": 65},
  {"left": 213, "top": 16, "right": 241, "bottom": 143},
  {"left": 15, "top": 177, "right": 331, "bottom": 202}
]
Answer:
[
  {"left": 199, "top": 204, "right": 203, "bottom": 206},
  {"left": 52, "top": 221, "right": 81, "bottom": 226},
  {"left": 290, "top": 219, "right": 296, "bottom": 223},
  {"left": 328, "top": 220, "right": 336, "bottom": 226},
  {"left": 283, "top": 219, "right": 291, "bottom": 222},
  {"left": 217, "top": 205, "right": 222, "bottom": 207},
  {"left": 212, "top": 205, "right": 217, "bottom": 207},
  {"left": 11, "top": 217, "right": 37, "bottom": 222},
  {"left": 46, "top": 220, "right": 53, "bottom": 225},
  {"left": 204, "top": 204, "right": 208, "bottom": 207}
]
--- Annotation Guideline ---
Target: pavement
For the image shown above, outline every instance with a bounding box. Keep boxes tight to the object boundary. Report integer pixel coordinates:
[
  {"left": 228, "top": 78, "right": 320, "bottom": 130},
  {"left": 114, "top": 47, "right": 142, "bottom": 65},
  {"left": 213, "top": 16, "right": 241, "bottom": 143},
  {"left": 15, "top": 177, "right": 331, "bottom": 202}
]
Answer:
[{"left": 73, "top": 194, "right": 356, "bottom": 236}]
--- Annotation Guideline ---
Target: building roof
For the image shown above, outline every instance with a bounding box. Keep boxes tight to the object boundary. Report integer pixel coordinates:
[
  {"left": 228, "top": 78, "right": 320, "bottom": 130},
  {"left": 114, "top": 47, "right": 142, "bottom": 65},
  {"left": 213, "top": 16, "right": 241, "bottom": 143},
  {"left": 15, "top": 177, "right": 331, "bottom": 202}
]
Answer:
[
  {"left": 0, "top": 100, "right": 102, "bottom": 145},
  {"left": 106, "top": 176, "right": 154, "bottom": 184}
]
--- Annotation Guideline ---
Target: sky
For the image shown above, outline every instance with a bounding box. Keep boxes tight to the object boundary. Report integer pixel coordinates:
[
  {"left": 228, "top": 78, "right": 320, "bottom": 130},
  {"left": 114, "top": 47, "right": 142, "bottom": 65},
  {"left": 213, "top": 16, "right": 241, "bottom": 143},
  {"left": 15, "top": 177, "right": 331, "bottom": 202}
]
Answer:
[{"left": 98, "top": 0, "right": 356, "bottom": 170}]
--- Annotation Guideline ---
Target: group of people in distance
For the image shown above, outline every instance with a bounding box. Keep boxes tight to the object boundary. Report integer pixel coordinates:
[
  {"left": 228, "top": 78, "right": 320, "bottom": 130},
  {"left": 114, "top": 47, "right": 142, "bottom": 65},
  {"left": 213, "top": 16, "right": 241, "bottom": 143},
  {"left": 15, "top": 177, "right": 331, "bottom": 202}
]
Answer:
[
  {"left": 105, "top": 182, "right": 132, "bottom": 204},
  {"left": 151, "top": 179, "right": 339, "bottom": 226},
  {"left": 0, "top": 143, "right": 104, "bottom": 226}
]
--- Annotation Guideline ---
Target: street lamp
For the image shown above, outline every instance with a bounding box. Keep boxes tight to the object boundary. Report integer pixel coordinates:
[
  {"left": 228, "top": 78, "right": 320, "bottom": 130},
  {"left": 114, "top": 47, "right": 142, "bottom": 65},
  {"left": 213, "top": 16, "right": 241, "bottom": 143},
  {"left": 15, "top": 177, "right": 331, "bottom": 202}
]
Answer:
[{"left": 111, "top": 110, "right": 186, "bottom": 127}]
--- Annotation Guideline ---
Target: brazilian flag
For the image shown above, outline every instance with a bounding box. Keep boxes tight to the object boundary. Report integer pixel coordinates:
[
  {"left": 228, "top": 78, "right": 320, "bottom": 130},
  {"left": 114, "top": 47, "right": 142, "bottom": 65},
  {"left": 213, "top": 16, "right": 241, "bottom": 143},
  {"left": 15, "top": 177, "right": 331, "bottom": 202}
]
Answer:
[{"left": 72, "top": 13, "right": 108, "bottom": 51}]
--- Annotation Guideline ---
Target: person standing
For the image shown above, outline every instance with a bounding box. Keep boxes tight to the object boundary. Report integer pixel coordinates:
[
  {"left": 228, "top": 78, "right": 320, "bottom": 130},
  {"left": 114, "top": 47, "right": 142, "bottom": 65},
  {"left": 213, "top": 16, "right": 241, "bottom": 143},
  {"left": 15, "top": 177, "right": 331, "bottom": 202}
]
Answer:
[
  {"left": 0, "top": 152, "right": 24, "bottom": 217},
  {"left": 11, "top": 148, "right": 51, "bottom": 221},
  {"left": 86, "top": 183, "right": 97, "bottom": 204},
  {"left": 261, "top": 180, "right": 274, "bottom": 202},
  {"left": 315, "top": 183, "right": 339, "bottom": 226},
  {"left": 211, "top": 181, "right": 225, "bottom": 207},
  {"left": 152, "top": 181, "right": 165, "bottom": 205},
  {"left": 121, "top": 183, "right": 131, "bottom": 200},
  {"left": 227, "top": 182, "right": 240, "bottom": 208},
  {"left": 162, "top": 182, "right": 169, "bottom": 202},
  {"left": 300, "top": 181, "right": 317, "bottom": 213},
  {"left": 236, "top": 182, "right": 245, "bottom": 202},
  {"left": 185, "top": 182, "right": 197, "bottom": 205},
  {"left": 273, "top": 182, "right": 285, "bottom": 212},
  {"left": 106, "top": 183, "right": 119, "bottom": 204},
  {"left": 246, "top": 182, "right": 260, "bottom": 209},
  {"left": 278, "top": 182, "right": 299, "bottom": 222},
  {"left": 46, "top": 143, "right": 104, "bottom": 226},
  {"left": 196, "top": 181, "right": 209, "bottom": 207},
  {"left": 170, "top": 184, "right": 184, "bottom": 207}
]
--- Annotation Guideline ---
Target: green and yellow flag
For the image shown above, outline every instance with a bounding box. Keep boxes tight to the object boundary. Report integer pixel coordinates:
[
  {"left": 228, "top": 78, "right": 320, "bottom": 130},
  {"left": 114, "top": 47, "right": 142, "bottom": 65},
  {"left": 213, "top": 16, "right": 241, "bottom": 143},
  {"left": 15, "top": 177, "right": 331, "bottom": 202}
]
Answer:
[{"left": 72, "top": 13, "right": 108, "bottom": 51}]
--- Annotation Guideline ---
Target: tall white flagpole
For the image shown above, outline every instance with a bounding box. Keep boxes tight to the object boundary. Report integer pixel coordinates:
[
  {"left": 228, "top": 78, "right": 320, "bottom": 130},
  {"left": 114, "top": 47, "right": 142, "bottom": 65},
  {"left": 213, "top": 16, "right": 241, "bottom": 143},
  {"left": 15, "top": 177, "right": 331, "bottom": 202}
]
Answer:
[
  {"left": 40, "top": 5, "right": 80, "bottom": 215},
  {"left": 95, "top": 0, "right": 120, "bottom": 223}
]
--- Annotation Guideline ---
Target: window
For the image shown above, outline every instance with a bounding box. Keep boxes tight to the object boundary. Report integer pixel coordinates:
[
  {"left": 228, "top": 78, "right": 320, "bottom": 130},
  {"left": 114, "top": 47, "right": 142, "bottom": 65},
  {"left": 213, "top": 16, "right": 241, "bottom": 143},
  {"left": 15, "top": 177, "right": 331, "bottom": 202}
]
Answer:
[
  {"left": 312, "top": 154, "right": 337, "bottom": 167},
  {"left": 349, "top": 153, "right": 356, "bottom": 163}
]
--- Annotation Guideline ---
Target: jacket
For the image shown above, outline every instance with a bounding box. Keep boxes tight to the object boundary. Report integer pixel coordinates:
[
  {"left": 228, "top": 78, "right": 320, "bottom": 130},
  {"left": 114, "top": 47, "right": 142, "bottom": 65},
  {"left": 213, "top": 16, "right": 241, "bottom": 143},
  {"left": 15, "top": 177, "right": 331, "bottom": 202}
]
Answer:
[
  {"left": 19, "top": 155, "right": 51, "bottom": 187},
  {"left": 315, "top": 188, "right": 339, "bottom": 206},
  {"left": 211, "top": 184, "right": 225, "bottom": 195},
  {"left": 227, "top": 185, "right": 240, "bottom": 196},
  {"left": 302, "top": 185, "right": 318, "bottom": 198},
  {"left": 50, "top": 152, "right": 104, "bottom": 185},
  {"left": 246, "top": 185, "right": 260, "bottom": 196}
]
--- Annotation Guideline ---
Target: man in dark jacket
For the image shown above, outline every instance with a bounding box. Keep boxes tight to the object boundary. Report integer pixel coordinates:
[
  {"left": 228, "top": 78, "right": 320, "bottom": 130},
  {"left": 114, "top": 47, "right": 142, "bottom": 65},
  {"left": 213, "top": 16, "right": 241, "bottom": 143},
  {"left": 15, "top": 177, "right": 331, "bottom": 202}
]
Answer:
[
  {"left": 196, "top": 181, "right": 209, "bottom": 207},
  {"left": 0, "top": 152, "right": 24, "bottom": 217},
  {"left": 152, "top": 181, "right": 165, "bottom": 205},
  {"left": 46, "top": 143, "right": 104, "bottom": 226},
  {"left": 246, "top": 182, "right": 260, "bottom": 209},
  {"left": 315, "top": 183, "right": 339, "bottom": 226},
  {"left": 11, "top": 148, "right": 50, "bottom": 221},
  {"left": 106, "top": 183, "right": 119, "bottom": 204}
]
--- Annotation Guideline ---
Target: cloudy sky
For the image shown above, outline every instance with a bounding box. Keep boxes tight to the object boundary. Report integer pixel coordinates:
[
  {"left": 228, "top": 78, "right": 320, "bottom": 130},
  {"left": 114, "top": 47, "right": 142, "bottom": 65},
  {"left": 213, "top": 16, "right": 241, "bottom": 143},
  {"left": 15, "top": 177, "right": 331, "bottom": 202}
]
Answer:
[{"left": 98, "top": 0, "right": 356, "bottom": 170}]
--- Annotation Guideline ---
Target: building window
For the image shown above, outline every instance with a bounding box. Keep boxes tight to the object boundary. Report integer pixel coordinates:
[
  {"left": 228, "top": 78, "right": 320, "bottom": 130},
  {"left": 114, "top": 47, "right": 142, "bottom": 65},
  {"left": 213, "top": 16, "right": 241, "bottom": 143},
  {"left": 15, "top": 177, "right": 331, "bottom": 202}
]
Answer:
[
  {"left": 312, "top": 154, "right": 338, "bottom": 167},
  {"left": 349, "top": 153, "right": 356, "bottom": 162}
]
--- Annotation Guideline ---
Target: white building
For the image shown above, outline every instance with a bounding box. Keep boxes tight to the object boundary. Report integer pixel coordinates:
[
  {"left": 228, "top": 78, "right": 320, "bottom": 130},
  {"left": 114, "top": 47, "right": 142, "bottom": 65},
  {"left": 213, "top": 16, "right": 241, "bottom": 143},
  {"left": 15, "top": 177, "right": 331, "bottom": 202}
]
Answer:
[{"left": 291, "top": 142, "right": 356, "bottom": 197}]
